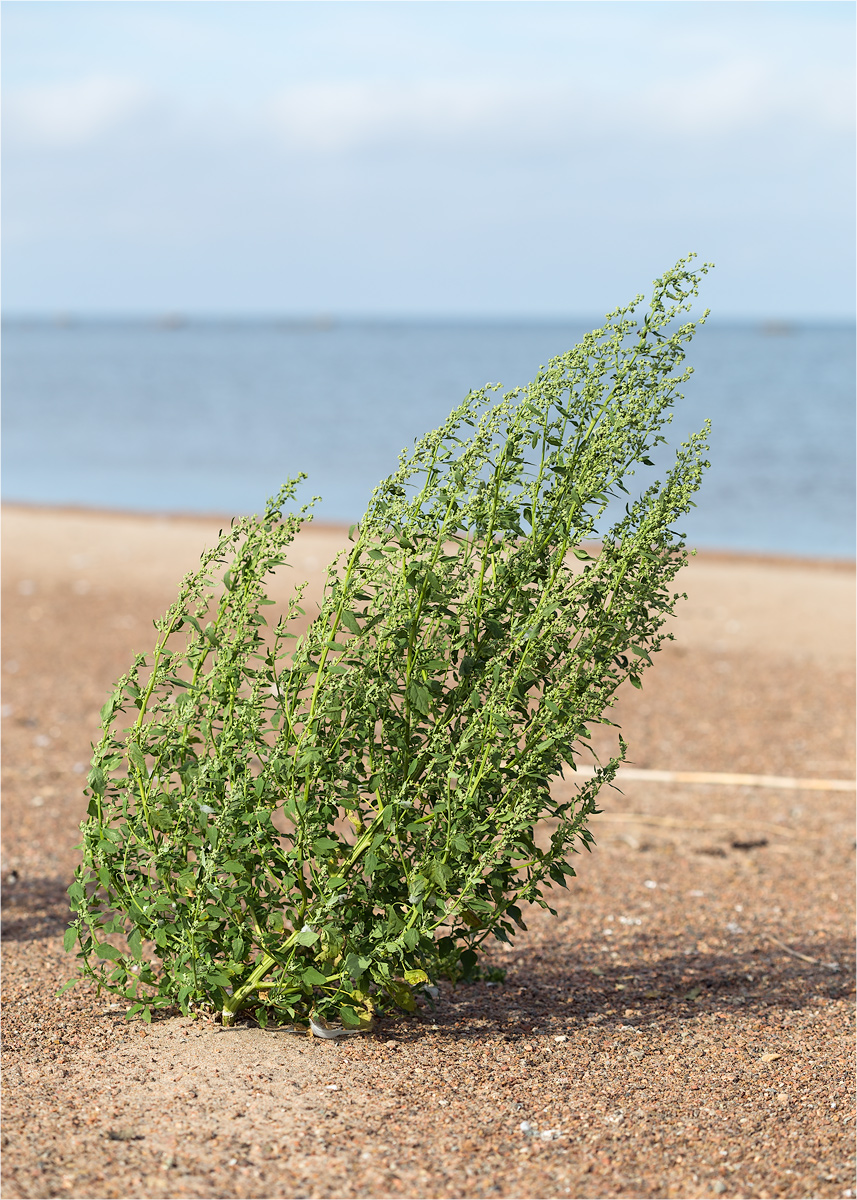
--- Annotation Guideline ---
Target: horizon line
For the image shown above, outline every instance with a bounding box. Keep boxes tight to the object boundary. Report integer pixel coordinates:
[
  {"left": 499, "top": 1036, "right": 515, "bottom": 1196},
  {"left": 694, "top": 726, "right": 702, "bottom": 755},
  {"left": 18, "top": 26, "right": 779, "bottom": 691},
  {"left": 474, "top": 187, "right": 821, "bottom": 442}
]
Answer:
[{"left": 2, "top": 311, "right": 854, "bottom": 327}]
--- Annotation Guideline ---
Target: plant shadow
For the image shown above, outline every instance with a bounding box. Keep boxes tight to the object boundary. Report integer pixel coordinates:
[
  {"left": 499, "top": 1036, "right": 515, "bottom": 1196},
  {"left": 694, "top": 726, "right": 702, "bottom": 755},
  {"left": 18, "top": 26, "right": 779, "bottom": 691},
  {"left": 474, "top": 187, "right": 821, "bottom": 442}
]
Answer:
[
  {"left": 391, "top": 936, "right": 853, "bottom": 1042},
  {"left": 2, "top": 873, "right": 851, "bottom": 1044},
  {"left": 1, "top": 874, "right": 73, "bottom": 943}
]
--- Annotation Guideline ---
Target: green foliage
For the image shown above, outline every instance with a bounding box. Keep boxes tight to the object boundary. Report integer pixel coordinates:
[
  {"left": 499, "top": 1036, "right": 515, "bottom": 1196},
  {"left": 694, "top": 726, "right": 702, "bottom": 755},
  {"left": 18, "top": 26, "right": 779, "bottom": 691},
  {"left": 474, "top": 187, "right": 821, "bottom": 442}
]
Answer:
[{"left": 64, "top": 257, "right": 711, "bottom": 1027}]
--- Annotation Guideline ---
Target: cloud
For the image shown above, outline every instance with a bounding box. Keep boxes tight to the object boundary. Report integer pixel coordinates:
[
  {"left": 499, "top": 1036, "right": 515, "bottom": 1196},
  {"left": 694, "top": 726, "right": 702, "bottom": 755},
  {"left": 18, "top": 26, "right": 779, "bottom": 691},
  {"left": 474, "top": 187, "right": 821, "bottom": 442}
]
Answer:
[
  {"left": 643, "top": 58, "right": 854, "bottom": 138},
  {"left": 4, "top": 44, "right": 850, "bottom": 160},
  {"left": 264, "top": 61, "right": 853, "bottom": 156},
  {"left": 266, "top": 80, "right": 531, "bottom": 152},
  {"left": 3, "top": 76, "right": 152, "bottom": 148}
]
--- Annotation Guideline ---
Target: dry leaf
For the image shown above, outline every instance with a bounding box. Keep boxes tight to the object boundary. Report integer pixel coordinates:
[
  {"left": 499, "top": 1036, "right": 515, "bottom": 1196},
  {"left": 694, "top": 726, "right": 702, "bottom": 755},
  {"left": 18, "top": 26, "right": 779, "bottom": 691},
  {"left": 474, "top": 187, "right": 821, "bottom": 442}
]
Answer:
[{"left": 760, "top": 1052, "right": 782, "bottom": 1063}]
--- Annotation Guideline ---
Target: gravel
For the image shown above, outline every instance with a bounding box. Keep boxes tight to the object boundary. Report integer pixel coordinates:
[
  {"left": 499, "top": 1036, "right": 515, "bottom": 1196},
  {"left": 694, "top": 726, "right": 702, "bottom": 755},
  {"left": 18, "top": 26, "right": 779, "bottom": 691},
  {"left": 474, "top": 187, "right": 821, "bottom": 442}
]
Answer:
[{"left": 2, "top": 508, "right": 854, "bottom": 1199}]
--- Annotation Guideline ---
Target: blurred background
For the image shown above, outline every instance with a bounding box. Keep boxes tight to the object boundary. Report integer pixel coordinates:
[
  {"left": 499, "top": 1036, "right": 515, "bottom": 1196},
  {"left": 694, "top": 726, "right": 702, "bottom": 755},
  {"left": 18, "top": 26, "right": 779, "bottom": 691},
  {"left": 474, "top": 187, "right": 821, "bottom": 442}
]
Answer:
[{"left": 2, "top": 0, "right": 854, "bottom": 557}]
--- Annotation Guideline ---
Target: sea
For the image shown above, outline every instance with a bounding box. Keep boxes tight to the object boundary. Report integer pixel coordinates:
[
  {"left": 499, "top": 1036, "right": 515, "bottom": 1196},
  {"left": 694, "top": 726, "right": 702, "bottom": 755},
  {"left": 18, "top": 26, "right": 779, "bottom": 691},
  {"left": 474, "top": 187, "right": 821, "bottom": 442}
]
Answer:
[{"left": 2, "top": 317, "right": 854, "bottom": 559}]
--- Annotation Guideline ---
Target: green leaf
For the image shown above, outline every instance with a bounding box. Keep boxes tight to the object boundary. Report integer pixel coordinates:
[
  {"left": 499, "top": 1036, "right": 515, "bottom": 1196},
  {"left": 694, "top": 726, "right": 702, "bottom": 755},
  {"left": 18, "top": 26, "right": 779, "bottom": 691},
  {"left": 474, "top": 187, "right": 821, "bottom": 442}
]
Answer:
[
  {"left": 339, "top": 1004, "right": 362, "bottom": 1028},
  {"left": 406, "top": 681, "right": 431, "bottom": 717},
  {"left": 63, "top": 927, "right": 78, "bottom": 953},
  {"left": 344, "top": 952, "right": 371, "bottom": 977},
  {"left": 96, "top": 942, "right": 121, "bottom": 961},
  {"left": 205, "top": 970, "right": 233, "bottom": 988},
  {"left": 128, "top": 743, "right": 147, "bottom": 774},
  {"left": 339, "top": 610, "right": 361, "bottom": 634},
  {"left": 428, "top": 859, "right": 453, "bottom": 889},
  {"left": 311, "top": 838, "right": 340, "bottom": 854},
  {"left": 301, "top": 965, "right": 328, "bottom": 986},
  {"left": 87, "top": 767, "right": 106, "bottom": 795}
]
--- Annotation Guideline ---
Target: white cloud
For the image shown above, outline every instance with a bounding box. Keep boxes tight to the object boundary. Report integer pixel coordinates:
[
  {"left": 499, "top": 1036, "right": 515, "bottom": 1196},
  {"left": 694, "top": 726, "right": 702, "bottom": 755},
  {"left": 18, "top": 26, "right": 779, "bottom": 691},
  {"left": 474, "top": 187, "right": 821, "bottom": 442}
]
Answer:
[
  {"left": 266, "top": 80, "right": 533, "bottom": 152},
  {"left": 264, "top": 60, "right": 853, "bottom": 155},
  {"left": 4, "top": 46, "right": 850, "bottom": 160},
  {"left": 3, "top": 77, "right": 152, "bottom": 147},
  {"left": 643, "top": 58, "right": 854, "bottom": 138}
]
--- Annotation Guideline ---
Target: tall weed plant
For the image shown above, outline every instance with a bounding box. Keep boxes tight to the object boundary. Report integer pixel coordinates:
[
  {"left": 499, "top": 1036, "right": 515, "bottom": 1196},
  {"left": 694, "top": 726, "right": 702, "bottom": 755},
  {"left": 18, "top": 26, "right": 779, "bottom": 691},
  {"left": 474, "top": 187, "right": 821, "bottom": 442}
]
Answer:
[{"left": 65, "top": 257, "right": 711, "bottom": 1028}]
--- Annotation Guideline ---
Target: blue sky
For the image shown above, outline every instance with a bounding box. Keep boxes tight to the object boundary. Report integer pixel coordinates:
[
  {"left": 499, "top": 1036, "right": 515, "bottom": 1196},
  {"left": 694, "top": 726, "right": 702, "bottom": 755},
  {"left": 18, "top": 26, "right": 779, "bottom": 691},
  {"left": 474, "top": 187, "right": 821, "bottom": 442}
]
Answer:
[{"left": 2, "top": 1, "right": 854, "bottom": 318}]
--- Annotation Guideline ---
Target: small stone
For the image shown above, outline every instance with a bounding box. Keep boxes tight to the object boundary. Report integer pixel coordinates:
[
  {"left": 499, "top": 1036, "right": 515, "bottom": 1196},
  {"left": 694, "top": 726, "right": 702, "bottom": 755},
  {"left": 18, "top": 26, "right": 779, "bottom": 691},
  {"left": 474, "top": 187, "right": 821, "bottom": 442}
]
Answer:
[
  {"left": 384, "top": 1039, "right": 398, "bottom": 1048},
  {"left": 107, "top": 1129, "right": 143, "bottom": 1142}
]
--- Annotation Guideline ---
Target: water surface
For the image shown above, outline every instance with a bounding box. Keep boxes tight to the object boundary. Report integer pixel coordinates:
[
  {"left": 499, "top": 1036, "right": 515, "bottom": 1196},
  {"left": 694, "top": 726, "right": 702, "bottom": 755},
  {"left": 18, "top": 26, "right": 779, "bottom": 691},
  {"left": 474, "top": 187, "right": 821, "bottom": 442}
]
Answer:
[{"left": 3, "top": 318, "right": 854, "bottom": 558}]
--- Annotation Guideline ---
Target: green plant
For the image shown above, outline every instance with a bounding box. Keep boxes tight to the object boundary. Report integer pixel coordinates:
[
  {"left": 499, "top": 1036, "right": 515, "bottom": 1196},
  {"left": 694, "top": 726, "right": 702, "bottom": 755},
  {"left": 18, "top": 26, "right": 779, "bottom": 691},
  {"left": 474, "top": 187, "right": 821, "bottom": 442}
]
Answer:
[{"left": 64, "top": 256, "right": 711, "bottom": 1028}]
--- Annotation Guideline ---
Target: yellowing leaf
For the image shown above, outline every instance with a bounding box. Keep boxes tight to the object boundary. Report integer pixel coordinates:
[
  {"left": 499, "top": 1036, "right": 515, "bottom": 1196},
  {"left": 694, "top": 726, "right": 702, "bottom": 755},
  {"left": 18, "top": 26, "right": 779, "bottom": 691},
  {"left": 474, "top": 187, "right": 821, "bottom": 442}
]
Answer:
[{"left": 385, "top": 980, "right": 417, "bottom": 1012}]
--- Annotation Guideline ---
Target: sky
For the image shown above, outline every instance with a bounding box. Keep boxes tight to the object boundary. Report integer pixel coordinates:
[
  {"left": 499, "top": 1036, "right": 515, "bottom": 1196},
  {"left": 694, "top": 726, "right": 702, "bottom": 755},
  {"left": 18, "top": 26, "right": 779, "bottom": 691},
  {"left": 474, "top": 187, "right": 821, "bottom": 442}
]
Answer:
[{"left": 2, "top": 1, "right": 854, "bottom": 319}]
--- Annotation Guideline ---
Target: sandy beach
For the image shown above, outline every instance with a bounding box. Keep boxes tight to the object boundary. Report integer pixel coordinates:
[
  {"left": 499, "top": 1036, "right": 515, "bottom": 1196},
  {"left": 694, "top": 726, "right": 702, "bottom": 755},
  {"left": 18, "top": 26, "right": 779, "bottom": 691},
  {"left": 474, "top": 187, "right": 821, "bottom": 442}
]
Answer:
[{"left": 2, "top": 504, "right": 854, "bottom": 1200}]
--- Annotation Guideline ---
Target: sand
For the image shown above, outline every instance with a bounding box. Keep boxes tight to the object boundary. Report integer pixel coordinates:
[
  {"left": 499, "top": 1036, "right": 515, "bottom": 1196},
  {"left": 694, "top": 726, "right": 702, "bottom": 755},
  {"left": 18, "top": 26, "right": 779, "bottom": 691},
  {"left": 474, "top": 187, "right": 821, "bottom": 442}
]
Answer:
[{"left": 2, "top": 504, "right": 854, "bottom": 1200}]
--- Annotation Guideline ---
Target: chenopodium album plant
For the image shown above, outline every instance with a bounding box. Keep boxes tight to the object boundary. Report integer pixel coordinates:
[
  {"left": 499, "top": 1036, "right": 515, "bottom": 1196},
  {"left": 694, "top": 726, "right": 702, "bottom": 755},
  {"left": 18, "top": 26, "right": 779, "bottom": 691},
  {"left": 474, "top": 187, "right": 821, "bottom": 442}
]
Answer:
[{"left": 64, "top": 256, "right": 712, "bottom": 1028}]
